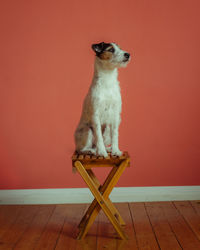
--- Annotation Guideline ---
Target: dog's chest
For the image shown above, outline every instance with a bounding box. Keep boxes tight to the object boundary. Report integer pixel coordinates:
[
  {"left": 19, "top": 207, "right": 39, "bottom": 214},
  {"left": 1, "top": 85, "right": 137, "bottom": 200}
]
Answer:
[
  {"left": 92, "top": 82, "right": 121, "bottom": 123},
  {"left": 100, "top": 86, "right": 121, "bottom": 108}
]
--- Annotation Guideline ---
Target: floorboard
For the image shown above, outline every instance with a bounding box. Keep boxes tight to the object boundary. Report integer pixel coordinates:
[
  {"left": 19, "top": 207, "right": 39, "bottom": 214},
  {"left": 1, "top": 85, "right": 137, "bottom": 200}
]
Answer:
[
  {"left": 161, "top": 202, "right": 200, "bottom": 250},
  {"left": 33, "top": 205, "right": 68, "bottom": 249},
  {"left": 75, "top": 205, "right": 98, "bottom": 250},
  {"left": 0, "top": 206, "right": 21, "bottom": 238},
  {"left": 14, "top": 205, "right": 55, "bottom": 250},
  {"left": 0, "top": 201, "right": 199, "bottom": 250},
  {"left": 174, "top": 201, "right": 200, "bottom": 241},
  {"left": 145, "top": 202, "right": 181, "bottom": 249},
  {"left": 115, "top": 203, "right": 138, "bottom": 250},
  {"left": 0, "top": 206, "right": 38, "bottom": 250},
  {"left": 96, "top": 209, "right": 116, "bottom": 250},
  {"left": 190, "top": 200, "right": 200, "bottom": 215},
  {"left": 129, "top": 202, "right": 159, "bottom": 250},
  {"left": 55, "top": 203, "right": 96, "bottom": 250}
]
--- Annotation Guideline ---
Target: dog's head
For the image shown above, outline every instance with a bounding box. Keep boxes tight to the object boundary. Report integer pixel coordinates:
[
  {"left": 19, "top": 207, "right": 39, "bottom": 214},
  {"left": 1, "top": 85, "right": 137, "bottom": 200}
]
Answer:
[{"left": 92, "top": 42, "right": 130, "bottom": 69}]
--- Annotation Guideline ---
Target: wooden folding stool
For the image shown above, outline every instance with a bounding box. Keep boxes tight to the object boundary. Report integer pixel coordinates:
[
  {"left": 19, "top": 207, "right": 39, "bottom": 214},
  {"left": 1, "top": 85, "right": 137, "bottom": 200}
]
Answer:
[{"left": 72, "top": 152, "right": 130, "bottom": 240}]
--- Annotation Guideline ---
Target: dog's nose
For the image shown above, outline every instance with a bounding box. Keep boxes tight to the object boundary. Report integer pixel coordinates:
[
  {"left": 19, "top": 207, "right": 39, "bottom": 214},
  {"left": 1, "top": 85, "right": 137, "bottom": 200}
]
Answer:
[{"left": 124, "top": 53, "right": 130, "bottom": 59}]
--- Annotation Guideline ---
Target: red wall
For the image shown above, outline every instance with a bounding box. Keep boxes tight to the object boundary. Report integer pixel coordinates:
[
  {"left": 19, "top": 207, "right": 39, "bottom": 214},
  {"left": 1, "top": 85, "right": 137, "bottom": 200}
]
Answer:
[{"left": 0, "top": 0, "right": 200, "bottom": 189}]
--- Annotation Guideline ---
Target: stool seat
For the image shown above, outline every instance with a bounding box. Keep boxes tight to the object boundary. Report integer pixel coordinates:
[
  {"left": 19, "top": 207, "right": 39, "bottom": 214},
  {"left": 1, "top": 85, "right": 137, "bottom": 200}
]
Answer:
[
  {"left": 72, "top": 151, "right": 130, "bottom": 169},
  {"left": 72, "top": 151, "right": 130, "bottom": 240}
]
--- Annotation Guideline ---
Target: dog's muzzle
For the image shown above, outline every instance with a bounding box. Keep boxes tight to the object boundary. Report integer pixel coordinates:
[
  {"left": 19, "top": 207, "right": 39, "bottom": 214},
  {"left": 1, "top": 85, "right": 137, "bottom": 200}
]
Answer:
[{"left": 123, "top": 53, "right": 130, "bottom": 62}]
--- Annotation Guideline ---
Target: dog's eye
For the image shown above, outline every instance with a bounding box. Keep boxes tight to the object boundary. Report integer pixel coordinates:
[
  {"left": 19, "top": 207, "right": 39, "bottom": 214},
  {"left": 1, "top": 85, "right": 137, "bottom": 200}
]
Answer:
[{"left": 108, "top": 47, "right": 115, "bottom": 53}]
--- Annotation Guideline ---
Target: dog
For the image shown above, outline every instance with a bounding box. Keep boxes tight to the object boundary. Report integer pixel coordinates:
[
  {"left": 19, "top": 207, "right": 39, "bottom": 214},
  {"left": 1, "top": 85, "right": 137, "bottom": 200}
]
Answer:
[{"left": 74, "top": 42, "right": 130, "bottom": 157}]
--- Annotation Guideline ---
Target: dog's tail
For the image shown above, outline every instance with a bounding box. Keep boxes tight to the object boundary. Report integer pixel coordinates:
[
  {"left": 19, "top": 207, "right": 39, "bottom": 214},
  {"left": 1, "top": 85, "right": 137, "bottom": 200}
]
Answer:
[{"left": 72, "top": 166, "right": 77, "bottom": 174}]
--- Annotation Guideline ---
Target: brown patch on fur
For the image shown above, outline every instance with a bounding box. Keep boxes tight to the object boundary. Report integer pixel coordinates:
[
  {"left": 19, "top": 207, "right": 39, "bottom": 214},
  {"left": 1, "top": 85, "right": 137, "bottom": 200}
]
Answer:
[{"left": 99, "top": 51, "right": 113, "bottom": 60}]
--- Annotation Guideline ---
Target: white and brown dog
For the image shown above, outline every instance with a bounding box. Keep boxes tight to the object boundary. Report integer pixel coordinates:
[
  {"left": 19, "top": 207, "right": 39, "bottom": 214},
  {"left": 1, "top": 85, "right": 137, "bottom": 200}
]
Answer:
[{"left": 74, "top": 42, "right": 130, "bottom": 157}]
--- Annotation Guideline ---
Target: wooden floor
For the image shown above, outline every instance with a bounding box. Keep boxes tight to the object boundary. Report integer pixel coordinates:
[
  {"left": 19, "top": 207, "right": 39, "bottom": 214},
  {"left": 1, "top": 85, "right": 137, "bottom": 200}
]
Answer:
[{"left": 0, "top": 201, "right": 200, "bottom": 249}]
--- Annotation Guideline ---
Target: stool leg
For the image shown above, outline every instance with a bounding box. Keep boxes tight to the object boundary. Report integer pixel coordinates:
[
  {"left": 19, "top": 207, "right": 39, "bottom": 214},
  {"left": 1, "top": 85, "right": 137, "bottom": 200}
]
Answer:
[
  {"left": 88, "top": 169, "right": 126, "bottom": 225},
  {"left": 86, "top": 169, "right": 125, "bottom": 226},
  {"left": 75, "top": 160, "right": 128, "bottom": 240},
  {"left": 78, "top": 196, "right": 124, "bottom": 240},
  {"left": 75, "top": 160, "right": 129, "bottom": 240},
  {"left": 77, "top": 169, "right": 119, "bottom": 237},
  {"left": 78, "top": 167, "right": 118, "bottom": 230}
]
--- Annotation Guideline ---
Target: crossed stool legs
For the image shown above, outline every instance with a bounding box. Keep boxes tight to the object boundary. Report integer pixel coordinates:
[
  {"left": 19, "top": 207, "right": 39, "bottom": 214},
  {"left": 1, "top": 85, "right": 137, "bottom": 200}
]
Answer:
[{"left": 72, "top": 152, "right": 130, "bottom": 240}]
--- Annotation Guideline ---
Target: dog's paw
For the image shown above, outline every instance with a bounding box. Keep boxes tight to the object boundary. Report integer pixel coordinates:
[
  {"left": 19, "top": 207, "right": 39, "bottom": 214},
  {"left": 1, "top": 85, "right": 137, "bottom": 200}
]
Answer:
[
  {"left": 81, "top": 148, "right": 96, "bottom": 155},
  {"left": 106, "top": 145, "right": 112, "bottom": 153},
  {"left": 97, "top": 148, "right": 108, "bottom": 158},
  {"left": 112, "top": 149, "right": 123, "bottom": 157},
  {"left": 88, "top": 148, "right": 97, "bottom": 155}
]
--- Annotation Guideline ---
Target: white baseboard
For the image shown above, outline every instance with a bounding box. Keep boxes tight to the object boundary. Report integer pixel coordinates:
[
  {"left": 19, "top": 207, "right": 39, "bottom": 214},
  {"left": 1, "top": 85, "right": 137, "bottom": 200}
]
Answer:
[{"left": 0, "top": 186, "right": 199, "bottom": 205}]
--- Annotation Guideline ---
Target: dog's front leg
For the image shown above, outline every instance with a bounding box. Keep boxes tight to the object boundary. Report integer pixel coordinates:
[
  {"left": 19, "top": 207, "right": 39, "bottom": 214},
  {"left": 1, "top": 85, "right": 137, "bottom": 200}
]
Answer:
[
  {"left": 111, "top": 122, "right": 122, "bottom": 156},
  {"left": 92, "top": 117, "right": 108, "bottom": 157}
]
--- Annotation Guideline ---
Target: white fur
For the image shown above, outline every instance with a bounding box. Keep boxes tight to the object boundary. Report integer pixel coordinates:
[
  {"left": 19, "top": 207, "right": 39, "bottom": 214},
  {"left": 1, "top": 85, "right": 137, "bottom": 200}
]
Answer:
[{"left": 74, "top": 43, "right": 130, "bottom": 157}]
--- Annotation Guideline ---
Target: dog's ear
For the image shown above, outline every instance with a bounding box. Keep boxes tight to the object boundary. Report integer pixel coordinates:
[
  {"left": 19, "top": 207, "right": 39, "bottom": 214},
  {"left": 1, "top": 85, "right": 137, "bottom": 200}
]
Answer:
[{"left": 91, "top": 42, "right": 105, "bottom": 54}]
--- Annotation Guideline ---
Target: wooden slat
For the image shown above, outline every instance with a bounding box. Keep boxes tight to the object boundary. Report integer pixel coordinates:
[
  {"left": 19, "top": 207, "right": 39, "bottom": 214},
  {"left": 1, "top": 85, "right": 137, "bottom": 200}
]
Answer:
[
  {"left": 129, "top": 202, "right": 159, "bottom": 249},
  {"left": 145, "top": 202, "right": 181, "bottom": 249},
  {"left": 78, "top": 155, "right": 84, "bottom": 160},
  {"left": 105, "top": 155, "right": 110, "bottom": 160},
  {"left": 85, "top": 155, "right": 91, "bottom": 160},
  {"left": 14, "top": 205, "right": 55, "bottom": 250},
  {"left": 72, "top": 154, "right": 78, "bottom": 160},
  {"left": 174, "top": 201, "right": 200, "bottom": 241},
  {"left": 119, "top": 155, "right": 126, "bottom": 160},
  {"left": 71, "top": 152, "right": 130, "bottom": 168},
  {"left": 84, "top": 163, "right": 117, "bottom": 169},
  {"left": 161, "top": 202, "right": 200, "bottom": 249}
]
